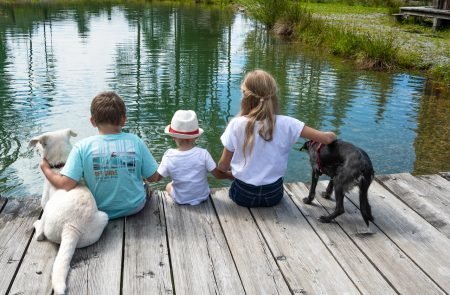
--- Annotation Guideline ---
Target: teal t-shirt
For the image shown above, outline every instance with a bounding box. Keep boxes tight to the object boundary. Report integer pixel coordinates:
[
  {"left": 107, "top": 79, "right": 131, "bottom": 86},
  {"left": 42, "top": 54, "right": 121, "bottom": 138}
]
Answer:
[{"left": 61, "top": 132, "right": 158, "bottom": 219}]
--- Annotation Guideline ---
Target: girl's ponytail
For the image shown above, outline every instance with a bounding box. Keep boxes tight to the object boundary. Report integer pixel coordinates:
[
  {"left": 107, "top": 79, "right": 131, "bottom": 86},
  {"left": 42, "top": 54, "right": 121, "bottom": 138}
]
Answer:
[{"left": 240, "top": 70, "right": 279, "bottom": 159}]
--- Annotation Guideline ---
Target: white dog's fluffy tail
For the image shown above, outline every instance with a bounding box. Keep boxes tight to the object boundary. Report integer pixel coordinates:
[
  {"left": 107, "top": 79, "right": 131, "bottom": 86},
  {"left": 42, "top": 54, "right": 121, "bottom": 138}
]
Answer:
[{"left": 52, "top": 225, "right": 81, "bottom": 295}]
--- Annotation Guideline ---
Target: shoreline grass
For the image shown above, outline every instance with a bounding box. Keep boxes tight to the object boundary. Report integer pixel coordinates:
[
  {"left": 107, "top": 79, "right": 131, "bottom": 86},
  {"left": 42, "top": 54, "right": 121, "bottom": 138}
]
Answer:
[{"left": 238, "top": 0, "right": 450, "bottom": 85}]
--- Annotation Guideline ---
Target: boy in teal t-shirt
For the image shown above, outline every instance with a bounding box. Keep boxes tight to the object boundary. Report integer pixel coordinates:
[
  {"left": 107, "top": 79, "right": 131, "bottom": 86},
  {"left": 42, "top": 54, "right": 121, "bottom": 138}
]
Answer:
[{"left": 40, "top": 91, "right": 159, "bottom": 219}]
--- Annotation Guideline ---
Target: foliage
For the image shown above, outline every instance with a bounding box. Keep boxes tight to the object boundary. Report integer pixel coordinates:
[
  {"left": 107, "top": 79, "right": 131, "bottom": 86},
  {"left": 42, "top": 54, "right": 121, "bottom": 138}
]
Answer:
[
  {"left": 430, "top": 63, "right": 450, "bottom": 86},
  {"left": 306, "top": 2, "right": 389, "bottom": 14},
  {"left": 237, "top": 0, "right": 311, "bottom": 29},
  {"left": 294, "top": 17, "right": 400, "bottom": 70},
  {"left": 357, "top": 33, "right": 399, "bottom": 70},
  {"left": 307, "top": 0, "right": 406, "bottom": 8}
]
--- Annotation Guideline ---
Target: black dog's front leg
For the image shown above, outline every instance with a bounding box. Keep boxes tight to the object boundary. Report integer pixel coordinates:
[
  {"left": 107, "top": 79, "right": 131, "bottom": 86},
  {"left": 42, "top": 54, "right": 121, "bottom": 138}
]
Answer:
[
  {"left": 321, "top": 178, "right": 334, "bottom": 199},
  {"left": 304, "top": 169, "right": 320, "bottom": 204}
]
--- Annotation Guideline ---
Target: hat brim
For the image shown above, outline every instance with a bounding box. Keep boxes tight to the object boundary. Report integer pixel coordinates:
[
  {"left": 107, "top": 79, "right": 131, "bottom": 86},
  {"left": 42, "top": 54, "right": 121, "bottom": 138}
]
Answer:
[{"left": 164, "top": 125, "right": 204, "bottom": 139}]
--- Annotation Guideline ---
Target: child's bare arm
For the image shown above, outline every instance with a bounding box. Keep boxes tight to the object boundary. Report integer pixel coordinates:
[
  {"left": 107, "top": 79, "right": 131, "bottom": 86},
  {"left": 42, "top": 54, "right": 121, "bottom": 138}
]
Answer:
[
  {"left": 300, "top": 126, "right": 336, "bottom": 144},
  {"left": 40, "top": 159, "right": 78, "bottom": 190},
  {"left": 211, "top": 168, "right": 234, "bottom": 180},
  {"left": 218, "top": 148, "right": 233, "bottom": 172},
  {"left": 146, "top": 171, "right": 163, "bottom": 183}
]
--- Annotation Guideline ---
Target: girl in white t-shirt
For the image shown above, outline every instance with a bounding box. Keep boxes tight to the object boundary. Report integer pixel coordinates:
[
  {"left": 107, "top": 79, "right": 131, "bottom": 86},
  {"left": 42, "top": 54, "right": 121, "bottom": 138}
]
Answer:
[
  {"left": 152, "top": 110, "right": 233, "bottom": 205},
  {"left": 218, "top": 70, "right": 336, "bottom": 207}
]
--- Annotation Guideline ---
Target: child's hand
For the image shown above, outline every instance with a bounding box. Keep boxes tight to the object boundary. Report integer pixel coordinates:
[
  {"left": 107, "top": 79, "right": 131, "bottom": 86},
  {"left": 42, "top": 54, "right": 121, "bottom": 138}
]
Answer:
[
  {"left": 224, "top": 171, "right": 234, "bottom": 180},
  {"left": 39, "top": 158, "right": 51, "bottom": 172},
  {"left": 211, "top": 168, "right": 233, "bottom": 180}
]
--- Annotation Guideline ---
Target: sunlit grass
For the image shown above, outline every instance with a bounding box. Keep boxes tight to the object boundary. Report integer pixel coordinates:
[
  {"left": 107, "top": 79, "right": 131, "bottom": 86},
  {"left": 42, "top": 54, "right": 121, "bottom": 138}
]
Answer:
[{"left": 305, "top": 2, "right": 389, "bottom": 14}]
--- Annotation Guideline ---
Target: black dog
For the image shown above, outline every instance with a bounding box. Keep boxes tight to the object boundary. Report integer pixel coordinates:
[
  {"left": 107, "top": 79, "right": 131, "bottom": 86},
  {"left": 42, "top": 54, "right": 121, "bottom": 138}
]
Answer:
[{"left": 300, "top": 139, "right": 374, "bottom": 226}]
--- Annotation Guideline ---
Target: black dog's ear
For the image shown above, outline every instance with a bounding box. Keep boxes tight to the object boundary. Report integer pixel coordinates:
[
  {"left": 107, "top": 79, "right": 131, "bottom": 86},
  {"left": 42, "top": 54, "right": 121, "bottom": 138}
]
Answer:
[{"left": 300, "top": 141, "right": 310, "bottom": 151}]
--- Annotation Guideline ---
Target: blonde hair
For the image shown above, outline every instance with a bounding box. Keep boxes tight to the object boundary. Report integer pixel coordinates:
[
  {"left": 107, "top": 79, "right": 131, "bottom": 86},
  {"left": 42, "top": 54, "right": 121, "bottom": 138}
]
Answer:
[{"left": 239, "top": 69, "right": 279, "bottom": 157}]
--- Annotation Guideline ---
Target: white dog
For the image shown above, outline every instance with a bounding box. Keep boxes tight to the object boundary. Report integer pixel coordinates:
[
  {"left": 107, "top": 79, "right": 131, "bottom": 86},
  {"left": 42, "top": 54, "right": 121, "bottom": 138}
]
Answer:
[{"left": 29, "top": 129, "right": 108, "bottom": 295}]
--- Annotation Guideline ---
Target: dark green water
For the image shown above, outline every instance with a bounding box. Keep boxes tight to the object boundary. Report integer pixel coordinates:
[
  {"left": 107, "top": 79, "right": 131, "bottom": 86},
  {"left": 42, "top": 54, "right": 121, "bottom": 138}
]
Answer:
[{"left": 0, "top": 3, "right": 449, "bottom": 198}]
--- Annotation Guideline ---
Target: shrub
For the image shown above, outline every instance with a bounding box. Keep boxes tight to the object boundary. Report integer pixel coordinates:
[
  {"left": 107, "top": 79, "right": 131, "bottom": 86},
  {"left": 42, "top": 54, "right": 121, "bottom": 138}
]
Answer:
[
  {"left": 357, "top": 33, "right": 399, "bottom": 69},
  {"left": 237, "top": 0, "right": 290, "bottom": 28}
]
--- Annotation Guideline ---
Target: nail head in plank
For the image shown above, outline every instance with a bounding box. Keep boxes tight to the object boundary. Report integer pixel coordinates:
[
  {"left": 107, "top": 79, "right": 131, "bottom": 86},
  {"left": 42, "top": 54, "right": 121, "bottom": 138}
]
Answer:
[
  {"left": 123, "top": 194, "right": 173, "bottom": 294},
  {"left": 285, "top": 182, "right": 396, "bottom": 294},
  {"left": 9, "top": 235, "right": 58, "bottom": 294},
  {"left": 162, "top": 191, "right": 244, "bottom": 294},
  {"left": 65, "top": 218, "right": 124, "bottom": 294},
  {"left": 211, "top": 188, "right": 291, "bottom": 294},
  {"left": 376, "top": 173, "right": 450, "bottom": 238},
  {"left": 0, "top": 198, "right": 41, "bottom": 294},
  {"left": 347, "top": 180, "right": 450, "bottom": 292},
  {"left": 251, "top": 192, "right": 359, "bottom": 294},
  {"left": 313, "top": 181, "right": 444, "bottom": 294}
]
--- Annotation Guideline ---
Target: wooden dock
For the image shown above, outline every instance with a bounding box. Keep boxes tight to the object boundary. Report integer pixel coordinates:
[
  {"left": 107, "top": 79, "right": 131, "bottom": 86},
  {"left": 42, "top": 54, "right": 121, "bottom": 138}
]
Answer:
[
  {"left": 397, "top": 0, "right": 450, "bottom": 29},
  {"left": 1, "top": 172, "right": 450, "bottom": 294}
]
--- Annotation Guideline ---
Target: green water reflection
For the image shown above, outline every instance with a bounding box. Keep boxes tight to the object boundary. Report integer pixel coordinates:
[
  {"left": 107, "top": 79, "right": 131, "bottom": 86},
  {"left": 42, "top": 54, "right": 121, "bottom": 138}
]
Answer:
[{"left": 0, "top": 3, "right": 449, "bottom": 197}]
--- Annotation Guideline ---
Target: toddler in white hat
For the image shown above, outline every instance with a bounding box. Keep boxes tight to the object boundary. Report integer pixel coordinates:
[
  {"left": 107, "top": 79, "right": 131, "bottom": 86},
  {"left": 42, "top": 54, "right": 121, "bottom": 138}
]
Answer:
[{"left": 153, "top": 110, "right": 232, "bottom": 205}]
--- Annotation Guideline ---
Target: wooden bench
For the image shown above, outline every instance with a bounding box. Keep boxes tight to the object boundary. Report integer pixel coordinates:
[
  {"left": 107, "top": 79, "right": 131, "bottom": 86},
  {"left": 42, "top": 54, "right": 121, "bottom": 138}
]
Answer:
[{"left": 397, "top": 5, "right": 450, "bottom": 29}]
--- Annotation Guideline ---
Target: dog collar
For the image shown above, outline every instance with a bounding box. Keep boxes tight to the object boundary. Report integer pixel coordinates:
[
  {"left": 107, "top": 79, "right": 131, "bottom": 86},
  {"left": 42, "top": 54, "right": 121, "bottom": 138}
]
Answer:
[
  {"left": 311, "top": 141, "right": 325, "bottom": 173},
  {"left": 49, "top": 162, "right": 65, "bottom": 169}
]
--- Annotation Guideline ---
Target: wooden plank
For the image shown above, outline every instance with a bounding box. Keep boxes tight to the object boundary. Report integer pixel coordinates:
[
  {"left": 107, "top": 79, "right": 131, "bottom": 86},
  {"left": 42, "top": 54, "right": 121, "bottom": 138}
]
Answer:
[
  {"left": 312, "top": 181, "right": 444, "bottom": 293},
  {"left": 417, "top": 174, "right": 450, "bottom": 202},
  {"left": 65, "top": 218, "right": 124, "bottom": 294},
  {"left": 400, "top": 6, "right": 450, "bottom": 19},
  {"left": 0, "top": 198, "right": 41, "bottom": 294},
  {"left": 123, "top": 194, "right": 173, "bottom": 294},
  {"left": 162, "top": 191, "right": 244, "bottom": 294},
  {"left": 211, "top": 188, "right": 291, "bottom": 295},
  {"left": 284, "top": 183, "right": 396, "bottom": 294},
  {"left": 346, "top": 180, "right": 450, "bottom": 292},
  {"left": 250, "top": 192, "right": 359, "bottom": 294},
  {"left": 439, "top": 172, "right": 450, "bottom": 181},
  {"left": 9, "top": 231, "right": 58, "bottom": 294},
  {"left": 377, "top": 173, "right": 450, "bottom": 238}
]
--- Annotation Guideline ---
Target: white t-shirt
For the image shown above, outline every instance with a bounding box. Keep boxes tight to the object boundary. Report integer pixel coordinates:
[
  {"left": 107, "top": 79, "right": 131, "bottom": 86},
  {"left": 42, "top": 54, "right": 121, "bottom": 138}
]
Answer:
[
  {"left": 157, "top": 147, "right": 216, "bottom": 205},
  {"left": 221, "top": 115, "right": 305, "bottom": 186}
]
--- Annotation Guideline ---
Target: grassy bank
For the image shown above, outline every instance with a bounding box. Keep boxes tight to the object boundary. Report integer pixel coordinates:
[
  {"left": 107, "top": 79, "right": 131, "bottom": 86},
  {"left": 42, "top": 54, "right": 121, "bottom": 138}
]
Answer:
[{"left": 238, "top": 0, "right": 450, "bottom": 85}]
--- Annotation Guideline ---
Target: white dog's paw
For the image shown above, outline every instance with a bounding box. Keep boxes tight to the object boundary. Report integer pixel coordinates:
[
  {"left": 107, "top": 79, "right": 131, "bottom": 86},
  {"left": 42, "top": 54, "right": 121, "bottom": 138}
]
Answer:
[
  {"left": 33, "top": 220, "right": 45, "bottom": 241},
  {"left": 53, "top": 282, "right": 66, "bottom": 295}
]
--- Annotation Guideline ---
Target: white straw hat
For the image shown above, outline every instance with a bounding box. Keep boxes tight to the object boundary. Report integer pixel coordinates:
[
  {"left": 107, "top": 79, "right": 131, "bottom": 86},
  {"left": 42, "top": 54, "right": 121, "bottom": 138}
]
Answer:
[{"left": 164, "top": 110, "right": 204, "bottom": 139}]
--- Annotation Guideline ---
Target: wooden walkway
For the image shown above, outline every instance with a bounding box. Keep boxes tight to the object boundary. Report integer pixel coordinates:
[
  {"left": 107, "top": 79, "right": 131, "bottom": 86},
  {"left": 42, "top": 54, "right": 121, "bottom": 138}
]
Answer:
[{"left": 1, "top": 172, "right": 450, "bottom": 294}]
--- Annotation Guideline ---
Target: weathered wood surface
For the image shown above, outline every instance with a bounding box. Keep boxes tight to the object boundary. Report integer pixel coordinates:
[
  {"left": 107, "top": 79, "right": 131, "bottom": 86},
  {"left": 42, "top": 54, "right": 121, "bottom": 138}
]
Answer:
[
  {"left": 162, "top": 191, "right": 245, "bottom": 294},
  {"left": 284, "top": 182, "right": 396, "bottom": 294},
  {"left": 312, "top": 181, "right": 444, "bottom": 294},
  {"left": 212, "top": 188, "right": 291, "bottom": 294},
  {"left": 2, "top": 172, "right": 450, "bottom": 294},
  {"left": 0, "top": 199, "right": 41, "bottom": 294},
  {"left": 251, "top": 192, "right": 359, "bottom": 294},
  {"left": 400, "top": 6, "right": 450, "bottom": 19},
  {"left": 347, "top": 180, "right": 450, "bottom": 291},
  {"left": 9, "top": 232, "right": 58, "bottom": 295},
  {"left": 65, "top": 218, "right": 123, "bottom": 294},
  {"left": 377, "top": 173, "right": 450, "bottom": 238},
  {"left": 123, "top": 194, "right": 173, "bottom": 295},
  {"left": 418, "top": 174, "right": 450, "bottom": 200}
]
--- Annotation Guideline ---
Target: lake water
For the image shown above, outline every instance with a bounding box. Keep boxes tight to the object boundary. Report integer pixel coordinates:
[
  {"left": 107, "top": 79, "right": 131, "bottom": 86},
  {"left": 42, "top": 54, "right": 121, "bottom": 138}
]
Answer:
[{"left": 0, "top": 3, "right": 449, "bottom": 198}]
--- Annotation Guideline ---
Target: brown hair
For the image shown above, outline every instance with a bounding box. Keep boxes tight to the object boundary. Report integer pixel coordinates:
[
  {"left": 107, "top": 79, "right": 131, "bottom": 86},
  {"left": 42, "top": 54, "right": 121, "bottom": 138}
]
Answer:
[
  {"left": 239, "top": 70, "right": 279, "bottom": 157},
  {"left": 90, "top": 91, "right": 126, "bottom": 126}
]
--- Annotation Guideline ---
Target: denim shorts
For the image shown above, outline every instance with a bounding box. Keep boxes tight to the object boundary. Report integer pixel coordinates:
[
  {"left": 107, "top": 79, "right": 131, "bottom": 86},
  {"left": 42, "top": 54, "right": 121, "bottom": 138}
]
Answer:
[{"left": 229, "top": 178, "right": 284, "bottom": 208}]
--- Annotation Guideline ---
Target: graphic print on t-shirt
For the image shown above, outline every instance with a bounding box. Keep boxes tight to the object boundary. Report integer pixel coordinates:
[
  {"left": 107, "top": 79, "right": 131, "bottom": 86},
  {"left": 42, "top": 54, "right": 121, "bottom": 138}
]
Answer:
[{"left": 92, "top": 140, "right": 136, "bottom": 180}]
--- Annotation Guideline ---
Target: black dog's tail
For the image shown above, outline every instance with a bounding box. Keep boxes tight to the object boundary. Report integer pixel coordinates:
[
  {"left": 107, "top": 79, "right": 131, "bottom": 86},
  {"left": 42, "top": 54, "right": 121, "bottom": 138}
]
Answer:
[{"left": 359, "top": 175, "right": 374, "bottom": 226}]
